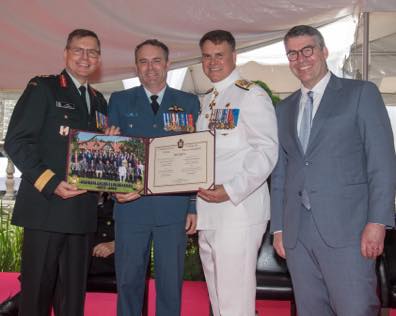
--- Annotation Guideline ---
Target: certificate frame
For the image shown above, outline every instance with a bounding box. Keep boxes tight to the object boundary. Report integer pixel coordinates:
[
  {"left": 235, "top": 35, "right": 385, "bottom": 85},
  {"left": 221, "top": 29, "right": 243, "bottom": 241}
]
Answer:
[{"left": 66, "top": 130, "right": 215, "bottom": 194}]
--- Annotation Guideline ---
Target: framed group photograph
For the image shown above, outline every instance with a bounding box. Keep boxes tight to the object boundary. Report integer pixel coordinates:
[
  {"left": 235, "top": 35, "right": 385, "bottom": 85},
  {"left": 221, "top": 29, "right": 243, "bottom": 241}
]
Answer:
[{"left": 66, "top": 130, "right": 215, "bottom": 194}]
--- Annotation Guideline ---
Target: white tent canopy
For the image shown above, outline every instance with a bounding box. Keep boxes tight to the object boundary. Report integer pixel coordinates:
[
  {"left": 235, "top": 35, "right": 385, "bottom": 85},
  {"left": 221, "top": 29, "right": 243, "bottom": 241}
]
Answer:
[{"left": 1, "top": 0, "right": 396, "bottom": 90}]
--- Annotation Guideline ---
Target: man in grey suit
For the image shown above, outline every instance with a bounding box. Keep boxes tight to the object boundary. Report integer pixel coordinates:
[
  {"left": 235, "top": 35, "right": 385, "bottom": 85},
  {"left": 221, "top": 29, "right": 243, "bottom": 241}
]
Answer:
[{"left": 271, "top": 25, "right": 396, "bottom": 315}]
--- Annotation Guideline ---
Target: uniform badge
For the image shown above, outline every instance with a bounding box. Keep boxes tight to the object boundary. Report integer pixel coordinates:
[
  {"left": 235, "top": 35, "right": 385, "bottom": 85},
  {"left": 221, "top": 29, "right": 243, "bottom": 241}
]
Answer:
[
  {"left": 59, "top": 126, "right": 70, "bottom": 136},
  {"left": 56, "top": 101, "right": 76, "bottom": 110},
  {"left": 168, "top": 105, "right": 184, "bottom": 112},
  {"left": 59, "top": 74, "right": 68, "bottom": 88},
  {"left": 95, "top": 111, "right": 108, "bottom": 130}
]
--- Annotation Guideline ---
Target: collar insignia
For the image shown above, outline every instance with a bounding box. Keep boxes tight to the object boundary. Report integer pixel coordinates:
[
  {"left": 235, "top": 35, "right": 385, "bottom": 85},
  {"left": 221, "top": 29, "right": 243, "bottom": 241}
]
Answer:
[{"left": 59, "top": 74, "right": 68, "bottom": 88}]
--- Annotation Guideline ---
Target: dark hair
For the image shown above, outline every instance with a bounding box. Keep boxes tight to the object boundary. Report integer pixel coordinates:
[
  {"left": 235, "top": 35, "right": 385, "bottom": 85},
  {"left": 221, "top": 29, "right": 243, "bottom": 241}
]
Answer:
[
  {"left": 66, "top": 29, "right": 101, "bottom": 52},
  {"left": 135, "top": 39, "right": 169, "bottom": 62},
  {"left": 284, "top": 25, "right": 326, "bottom": 49},
  {"left": 199, "top": 30, "right": 236, "bottom": 51}
]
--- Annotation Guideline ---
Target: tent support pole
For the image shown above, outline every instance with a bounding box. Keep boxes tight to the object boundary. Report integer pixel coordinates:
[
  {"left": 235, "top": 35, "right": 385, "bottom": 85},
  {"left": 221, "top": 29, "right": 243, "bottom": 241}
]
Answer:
[{"left": 362, "top": 12, "right": 369, "bottom": 81}]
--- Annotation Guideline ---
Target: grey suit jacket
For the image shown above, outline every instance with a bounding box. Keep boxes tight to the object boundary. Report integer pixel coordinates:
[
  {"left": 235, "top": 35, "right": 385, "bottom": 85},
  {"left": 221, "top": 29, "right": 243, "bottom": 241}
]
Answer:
[{"left": 270, "top": 74, "right": 396, "bottom": 248}]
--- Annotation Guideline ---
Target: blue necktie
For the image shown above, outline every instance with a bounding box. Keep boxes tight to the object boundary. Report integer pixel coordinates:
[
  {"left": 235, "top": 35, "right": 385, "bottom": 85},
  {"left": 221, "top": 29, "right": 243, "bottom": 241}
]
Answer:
[
  {"left": 299, "top": 91, "right": 313, "bottom": 153},
  {"left": 299, "top": 91, "right": 313, "bottom": 209}
]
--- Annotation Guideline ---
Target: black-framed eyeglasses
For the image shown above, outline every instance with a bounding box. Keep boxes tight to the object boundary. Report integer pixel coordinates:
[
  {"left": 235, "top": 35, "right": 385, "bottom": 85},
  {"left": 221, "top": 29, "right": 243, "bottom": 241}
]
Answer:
[
  {"left": 286, "top": 45, "right": 315, "bottom": 61},
  {"left": 68, "top": 47, "right": 100, "bottom": 59}
]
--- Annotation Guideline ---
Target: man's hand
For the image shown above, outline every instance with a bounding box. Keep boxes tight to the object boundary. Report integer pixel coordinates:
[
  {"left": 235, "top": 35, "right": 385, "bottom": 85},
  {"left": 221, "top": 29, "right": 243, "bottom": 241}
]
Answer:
[
  {"left": 185, "top": 214, "right": 197, "bottom": 235},
  {"left": 92, "top": 241, "right": 115, "bottom": 258},
  {"left": 198, "top": 185, "right": 230, "bottom": 203},
  {"left": 361, "top": 222, "right": 386, "bottom": 259},
  {"left": 54, "top": 181, "right": 87, "bottom": 199},
  {"left": 104, "top": 125, "right": 121, "bottom": 136},
  {"left": 113, "top": 192, "right": 141, "bottom": 203},
  {"left": 273, "top": 232, "right": 286, "bottom": 259}
]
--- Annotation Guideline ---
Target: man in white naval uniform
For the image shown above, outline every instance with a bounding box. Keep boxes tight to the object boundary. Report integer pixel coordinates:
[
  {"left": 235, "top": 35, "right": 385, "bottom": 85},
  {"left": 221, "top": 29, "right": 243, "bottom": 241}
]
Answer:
[{"left": 196, "top": 30, "right": 279, "bottom": 316}]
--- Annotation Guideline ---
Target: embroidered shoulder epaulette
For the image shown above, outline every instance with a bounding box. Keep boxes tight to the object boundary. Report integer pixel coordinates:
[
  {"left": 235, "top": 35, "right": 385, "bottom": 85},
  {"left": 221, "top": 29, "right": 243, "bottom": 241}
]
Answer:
[
  {"left": 205, "top": 87, "right": 214, "bottom": 94},
  {"left": 28, "top": 74, "right": 55, "bottom": 87},
  {"left": 235, "top": 79, "right": 254, "bottom": 91},
  {"left": 38, "top": 74, "right": 56, "bottom": 79}
]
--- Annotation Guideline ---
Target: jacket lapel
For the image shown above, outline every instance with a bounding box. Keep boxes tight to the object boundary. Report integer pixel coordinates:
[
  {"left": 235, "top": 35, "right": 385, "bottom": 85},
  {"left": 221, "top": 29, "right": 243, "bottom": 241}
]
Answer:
[
  {"left": 285, "top": 91, "right": 304, "bottom": 154},
  {"left": 306, "top": 74, "right": 343, "bottom": 154}
]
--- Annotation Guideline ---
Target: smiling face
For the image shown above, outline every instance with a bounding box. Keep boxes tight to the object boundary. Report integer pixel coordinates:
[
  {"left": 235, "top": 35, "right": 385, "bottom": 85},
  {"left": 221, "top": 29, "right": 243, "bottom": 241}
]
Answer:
[
  {"left": 285, "top": 35, "right": 328, "bottom": 89},
  {"left": 64, "top": 36, "right": 101, "bottom": 84},
  {"left": 201, "top": 40, "right": 236, "bottom": 83},
  {"left": 135, "top": 44, "right": 170, "bottom": 94}
]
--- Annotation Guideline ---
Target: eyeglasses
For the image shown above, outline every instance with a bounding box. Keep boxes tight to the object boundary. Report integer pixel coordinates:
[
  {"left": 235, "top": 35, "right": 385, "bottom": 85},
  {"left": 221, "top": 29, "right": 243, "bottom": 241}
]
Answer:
[
  {"left": 286, "top": 45, "right": 315, "bottom": 61},
  {"left": 68, "top": 47, "right": 100, "bottom": 59}
]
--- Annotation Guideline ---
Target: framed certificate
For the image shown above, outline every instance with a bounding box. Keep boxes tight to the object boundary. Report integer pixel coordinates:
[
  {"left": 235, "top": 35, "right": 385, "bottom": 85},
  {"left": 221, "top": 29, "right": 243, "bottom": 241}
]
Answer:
[{"left": 66, "top": 130, "right": 215, "bottom": 194}]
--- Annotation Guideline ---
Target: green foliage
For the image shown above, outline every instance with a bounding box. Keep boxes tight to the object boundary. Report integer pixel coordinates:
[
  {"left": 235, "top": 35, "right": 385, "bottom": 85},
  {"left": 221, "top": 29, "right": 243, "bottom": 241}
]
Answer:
[
  {"left": 0, "top": 202, "right": 23, "bottom": 272},
  {"left": 183, "top": 235, "right": 204, "bottom": 280},
  {"left": 149, "top": 234, "right": 205, "bottom": 281},
  {"left": 253, "top": 80, "right": 281, "bottom": 105}
]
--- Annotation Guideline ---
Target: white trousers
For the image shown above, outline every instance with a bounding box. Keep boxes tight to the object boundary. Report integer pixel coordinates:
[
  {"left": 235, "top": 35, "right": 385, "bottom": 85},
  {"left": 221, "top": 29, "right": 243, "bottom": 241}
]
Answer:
[{"left": 199, "top": 223, "right": 267, "bottom": 316}]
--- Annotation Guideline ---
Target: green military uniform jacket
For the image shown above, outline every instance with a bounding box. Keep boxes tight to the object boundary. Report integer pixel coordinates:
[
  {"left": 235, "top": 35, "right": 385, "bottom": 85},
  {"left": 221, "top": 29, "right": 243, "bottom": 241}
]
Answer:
[{"left": 5, "top": 70, "right": 107, "bottom": 233}]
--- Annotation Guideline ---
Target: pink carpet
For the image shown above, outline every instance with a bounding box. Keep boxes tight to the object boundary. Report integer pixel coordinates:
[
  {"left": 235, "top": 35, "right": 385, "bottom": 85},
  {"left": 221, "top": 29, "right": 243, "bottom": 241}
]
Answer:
[{"left": 1, "top": 272, "right": 394, "bottom": 316}]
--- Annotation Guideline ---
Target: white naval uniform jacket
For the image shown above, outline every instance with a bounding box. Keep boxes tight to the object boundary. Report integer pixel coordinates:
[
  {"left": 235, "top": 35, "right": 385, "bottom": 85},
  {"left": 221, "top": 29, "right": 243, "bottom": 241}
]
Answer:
[{"left": 196, "top": 70, "right": 278, "bottom": 230}]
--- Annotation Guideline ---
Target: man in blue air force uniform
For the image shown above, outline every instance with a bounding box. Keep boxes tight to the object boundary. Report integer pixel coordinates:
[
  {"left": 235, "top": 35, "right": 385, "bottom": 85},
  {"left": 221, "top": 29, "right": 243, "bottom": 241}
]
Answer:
[{"left": 107, "top": 39, "right": 200, "bottom": 316}]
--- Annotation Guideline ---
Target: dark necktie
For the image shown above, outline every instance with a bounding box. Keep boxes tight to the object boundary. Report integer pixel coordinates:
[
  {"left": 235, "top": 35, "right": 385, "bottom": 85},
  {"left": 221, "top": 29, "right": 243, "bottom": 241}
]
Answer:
[
  {"left": 150, "top": 95, "right": 159, "bottom": 114},
  {"left": 79, "top": 85, "right": 90, "bottom": 114}
]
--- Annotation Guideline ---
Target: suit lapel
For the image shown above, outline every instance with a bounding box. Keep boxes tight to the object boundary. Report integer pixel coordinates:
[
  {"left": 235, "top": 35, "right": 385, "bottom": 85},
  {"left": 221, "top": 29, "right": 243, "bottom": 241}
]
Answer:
[
  {"left": 285, "top": 91, "right": 304, "bottom": 154},
  {"left": 306, "top": 74, "right": 342, "bottom": 154}
]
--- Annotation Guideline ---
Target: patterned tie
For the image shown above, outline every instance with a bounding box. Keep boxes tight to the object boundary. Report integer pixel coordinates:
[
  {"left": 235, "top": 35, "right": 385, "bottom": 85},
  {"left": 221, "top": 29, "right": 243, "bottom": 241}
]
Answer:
[
  {"left": 299, "top": 91, "right": 313, "bottom": 153},
  {"left": 79, "top": 86, "right": 90, "bottom": 114},
  {"left": 150, "top": 95, "right": 159, "bottom": 114}
]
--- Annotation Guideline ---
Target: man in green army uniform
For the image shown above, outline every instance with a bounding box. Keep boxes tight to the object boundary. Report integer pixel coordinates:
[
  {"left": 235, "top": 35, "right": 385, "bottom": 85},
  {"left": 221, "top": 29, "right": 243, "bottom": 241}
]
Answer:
[{"left": 4, "top": 29, "right": 107, "bottom": 316}]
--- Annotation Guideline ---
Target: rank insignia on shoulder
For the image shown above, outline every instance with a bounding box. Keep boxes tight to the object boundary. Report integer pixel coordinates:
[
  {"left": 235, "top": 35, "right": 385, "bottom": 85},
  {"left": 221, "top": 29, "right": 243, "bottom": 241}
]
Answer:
[
  {"left": 168, "top": 105, "right": 184, "bottom": 112},
  {"left": 235, "top": 79, "right": 254, "bottom": 91},
  {"left": 28, "top": 80, "right": 38, "bottom": 86}
]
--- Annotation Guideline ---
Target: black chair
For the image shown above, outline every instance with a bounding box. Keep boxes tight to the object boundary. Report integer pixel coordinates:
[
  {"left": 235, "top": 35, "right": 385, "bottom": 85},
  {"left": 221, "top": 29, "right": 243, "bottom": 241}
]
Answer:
[
  {"left": 377, "top": 228, "right": 396, "bottom": 316},
  {"left": 255, "top": 223, "right": 296, "bottom": 316}
]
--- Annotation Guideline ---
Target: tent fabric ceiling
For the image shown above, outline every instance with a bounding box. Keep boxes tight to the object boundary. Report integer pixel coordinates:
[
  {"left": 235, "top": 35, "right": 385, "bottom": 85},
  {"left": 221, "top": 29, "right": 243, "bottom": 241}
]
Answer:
[{"left": 1, "top": 0, "right": 396, "bottom": 90}]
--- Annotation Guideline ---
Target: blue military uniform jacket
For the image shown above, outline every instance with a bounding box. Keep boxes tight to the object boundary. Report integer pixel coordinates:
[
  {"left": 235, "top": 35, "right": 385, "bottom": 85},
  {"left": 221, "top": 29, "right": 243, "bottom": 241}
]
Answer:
[{"left": 108, "top": 85, "right": 200, "bottom": 225}]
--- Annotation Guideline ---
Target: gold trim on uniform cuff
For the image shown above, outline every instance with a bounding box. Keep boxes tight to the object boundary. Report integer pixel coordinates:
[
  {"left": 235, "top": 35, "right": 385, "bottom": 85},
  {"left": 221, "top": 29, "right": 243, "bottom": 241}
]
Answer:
[{"left": 34, "top": 169, "right": 55, "bottom": 192}]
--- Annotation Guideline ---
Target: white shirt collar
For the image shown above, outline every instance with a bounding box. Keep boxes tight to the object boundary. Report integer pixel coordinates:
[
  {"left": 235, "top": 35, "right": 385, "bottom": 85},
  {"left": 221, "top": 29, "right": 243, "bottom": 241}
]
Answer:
[
  {"left": 300, "top": 71, "right": 331, "bottom": 96},
  {"left": 66, "top": 70, "right": 87, "bottom": 90},
  {"left": 212, "top": 68, "right": 240, "bottom": 93},
  {"left": 143, "top": 85, "right": 166, "bottom": 105}
]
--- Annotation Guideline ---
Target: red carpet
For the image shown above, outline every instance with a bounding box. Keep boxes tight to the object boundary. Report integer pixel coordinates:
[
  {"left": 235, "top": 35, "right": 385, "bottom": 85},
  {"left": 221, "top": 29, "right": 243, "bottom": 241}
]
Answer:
[{"left": 1, "top": 272, "right": 394, "bottom": 315}]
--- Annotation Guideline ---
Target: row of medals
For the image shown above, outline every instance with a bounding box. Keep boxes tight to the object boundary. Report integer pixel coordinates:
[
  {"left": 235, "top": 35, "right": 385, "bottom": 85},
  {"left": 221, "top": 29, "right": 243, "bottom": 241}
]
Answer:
[{"left": 163, "top": 112, "right": 195, "bottom": 132}]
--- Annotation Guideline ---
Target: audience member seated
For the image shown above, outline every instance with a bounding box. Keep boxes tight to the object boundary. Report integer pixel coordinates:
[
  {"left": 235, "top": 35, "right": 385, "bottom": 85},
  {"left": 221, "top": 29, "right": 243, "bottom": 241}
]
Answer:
[{"left": 0, "top": 193, "right": 115, "bottom": 316}]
